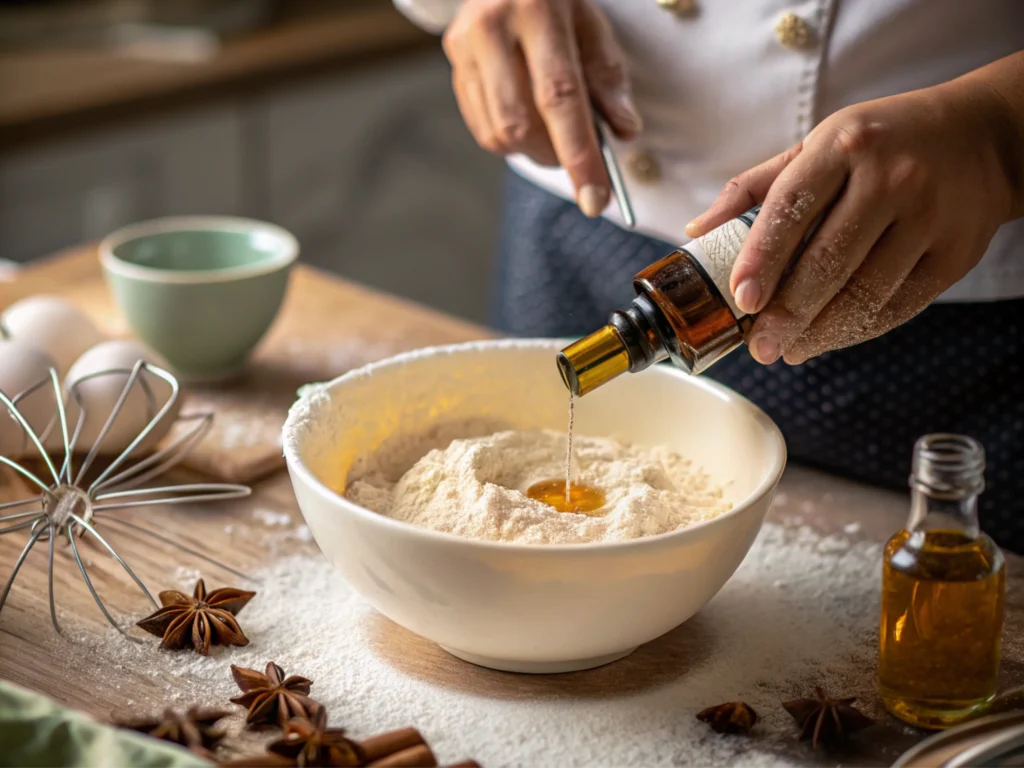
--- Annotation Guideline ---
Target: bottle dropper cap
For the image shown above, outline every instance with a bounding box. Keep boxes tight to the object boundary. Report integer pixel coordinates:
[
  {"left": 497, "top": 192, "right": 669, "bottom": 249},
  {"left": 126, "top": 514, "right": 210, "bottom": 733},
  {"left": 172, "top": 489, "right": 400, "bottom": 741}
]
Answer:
[{"left": 557, "top": 325, "right": 631, "bottom": 396}]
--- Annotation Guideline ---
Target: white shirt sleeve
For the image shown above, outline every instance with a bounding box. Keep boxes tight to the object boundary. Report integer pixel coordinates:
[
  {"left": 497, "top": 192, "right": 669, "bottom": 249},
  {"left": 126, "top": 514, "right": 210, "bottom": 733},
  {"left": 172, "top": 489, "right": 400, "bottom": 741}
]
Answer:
[{"left": 393, "top": 0, "right": 461, "bottom": 34}]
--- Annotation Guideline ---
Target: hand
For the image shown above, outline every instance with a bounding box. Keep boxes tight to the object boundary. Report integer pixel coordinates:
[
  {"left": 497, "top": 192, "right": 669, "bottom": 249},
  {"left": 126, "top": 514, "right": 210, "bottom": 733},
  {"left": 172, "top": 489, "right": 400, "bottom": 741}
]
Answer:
[
  {"left": 443, "top": 0, "right": 642, "bottom": 216},
  {"left": 686, "top": 79, "right": 1021, "bottom": 365}
]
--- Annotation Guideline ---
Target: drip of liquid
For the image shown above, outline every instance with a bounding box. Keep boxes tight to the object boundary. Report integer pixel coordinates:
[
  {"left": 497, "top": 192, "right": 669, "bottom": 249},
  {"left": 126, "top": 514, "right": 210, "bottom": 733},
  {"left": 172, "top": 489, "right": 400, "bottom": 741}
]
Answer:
[
  {"left": 527, "top": 393, "right": 605, "bottom": 515},
  {"left": 565, "top": 394, "right": 575, "bottom": 505},
  {"left": 526, "top": 479, "right": 606, "bottom": 516}
]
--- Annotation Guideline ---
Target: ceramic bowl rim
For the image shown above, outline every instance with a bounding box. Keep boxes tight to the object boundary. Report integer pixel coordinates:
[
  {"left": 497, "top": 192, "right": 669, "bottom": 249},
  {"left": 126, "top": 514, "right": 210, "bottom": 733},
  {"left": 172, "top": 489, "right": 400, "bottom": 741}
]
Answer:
[
  {"left": 99, "top": 216, "right": 299, "bottom": 285},
  {"left": 283, "top": 339, "right": 788, "bottom": 556}
]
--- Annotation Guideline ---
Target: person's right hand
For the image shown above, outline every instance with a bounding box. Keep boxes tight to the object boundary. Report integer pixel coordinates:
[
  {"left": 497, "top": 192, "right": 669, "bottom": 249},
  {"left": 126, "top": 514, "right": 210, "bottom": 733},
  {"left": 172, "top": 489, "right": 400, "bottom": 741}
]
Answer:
[{"left": 443, "top": 0, "right": 642, "bottom": 217}]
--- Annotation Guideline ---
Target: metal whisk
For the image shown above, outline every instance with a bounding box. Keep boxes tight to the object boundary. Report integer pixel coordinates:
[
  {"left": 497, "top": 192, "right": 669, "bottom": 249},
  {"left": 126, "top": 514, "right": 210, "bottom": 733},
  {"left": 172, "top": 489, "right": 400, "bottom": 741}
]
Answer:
[{"left": 0, "top": 361, "right": 252, "bottom": 637}]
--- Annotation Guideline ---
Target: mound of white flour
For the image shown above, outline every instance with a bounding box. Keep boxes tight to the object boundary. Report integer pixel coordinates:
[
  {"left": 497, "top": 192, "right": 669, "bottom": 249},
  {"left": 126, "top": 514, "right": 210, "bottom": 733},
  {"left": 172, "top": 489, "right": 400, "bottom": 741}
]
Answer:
[{"left": 345, "top": 429, "right": 730, "bottom": 544}]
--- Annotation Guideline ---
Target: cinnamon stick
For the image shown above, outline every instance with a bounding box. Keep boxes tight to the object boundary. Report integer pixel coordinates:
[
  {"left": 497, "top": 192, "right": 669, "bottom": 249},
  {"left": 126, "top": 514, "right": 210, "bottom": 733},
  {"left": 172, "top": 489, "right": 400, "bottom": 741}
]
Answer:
[
  {"left": 365, "top": 744, "right": 437, "bottom": 767},
  {"left": 358, "top": 728, "right": 428, "bottom": 763}
]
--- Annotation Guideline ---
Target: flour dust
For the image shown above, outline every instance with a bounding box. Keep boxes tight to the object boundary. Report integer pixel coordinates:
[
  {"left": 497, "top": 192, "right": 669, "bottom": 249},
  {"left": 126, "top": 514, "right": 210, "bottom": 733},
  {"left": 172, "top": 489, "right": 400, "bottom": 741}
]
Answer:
[
  {"left": 345, "top": 428, "right": 730, "bottom": 544},
  {"left": 54, "top": 521, "right": 896, "bottom": 768}
]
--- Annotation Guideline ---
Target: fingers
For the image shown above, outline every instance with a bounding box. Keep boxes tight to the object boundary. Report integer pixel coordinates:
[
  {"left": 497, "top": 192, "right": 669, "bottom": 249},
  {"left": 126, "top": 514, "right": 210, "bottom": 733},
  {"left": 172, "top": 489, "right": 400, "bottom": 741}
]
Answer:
[
  {"left": 782, "top": 222, "right": 930, "bottom": 363},
  {"left": 685, "top": 144, "right": 803, "bottom": 238},
  {"left": 446, "top": 6, "right": 558, "bottom": 166},
  {"left": 727, "top": 146, "right": 849, "bottom": 318},
  {"left": 445, "top": 11, "right": 502, "bottom": 154},
  {"left": 447, "top": 0, "right": 627, "bottom": 215},
  {"left": 473, "top": 18, "right": 560, "bottom": 165},
  {"left": 863, "top": 254, "right": 947, "bottom": 337},
  {"left": 517, "top": 1, "right": 609, "bottom": 216},
  {"left": 575, "top": 1, "right": 642, "bottom": 141},
  {"left": 452, "top": 68, "right": 500, "bottom": 153},
  {"left": 508, "top": 54, "right": 560, "bottom": 165},
  {"left": 746, "top": 168, "right": 895, "bottom": 364}
]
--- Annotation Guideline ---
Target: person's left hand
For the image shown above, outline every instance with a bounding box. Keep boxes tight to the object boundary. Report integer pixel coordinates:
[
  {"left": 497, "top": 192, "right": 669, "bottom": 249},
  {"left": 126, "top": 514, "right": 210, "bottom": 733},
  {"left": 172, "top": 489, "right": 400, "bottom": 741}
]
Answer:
[{"left": 685, "top": 77, "right": 1022, "bottom": 366}]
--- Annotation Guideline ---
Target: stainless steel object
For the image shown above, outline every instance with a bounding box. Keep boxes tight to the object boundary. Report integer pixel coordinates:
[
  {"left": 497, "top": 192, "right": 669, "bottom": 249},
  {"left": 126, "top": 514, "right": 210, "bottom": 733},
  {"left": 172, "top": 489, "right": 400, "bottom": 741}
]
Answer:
[
  {"left": 0, "top": 361, "right": 253, "bottom": 638},
  {"left": 594, "top": 115, "right": 636, "bottom": 229},
  {"left": 892, "top": 710, "right": 1024, "bottom": 767}
]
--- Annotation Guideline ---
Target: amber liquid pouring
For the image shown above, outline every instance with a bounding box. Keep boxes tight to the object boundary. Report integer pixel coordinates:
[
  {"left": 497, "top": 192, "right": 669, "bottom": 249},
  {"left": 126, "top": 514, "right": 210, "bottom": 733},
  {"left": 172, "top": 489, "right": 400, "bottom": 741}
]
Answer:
[
  {"left": 565, "top": 395, "right": 575, "bottom": 505},
  {"left": 527, "top": 479, "right": 606, "bottom": 516},
  {"left": 879, "top": 529, "right": 1005, "bottom": 729},
  {"left": 529, "top": 393, "right": 606, "bottom": 515}
]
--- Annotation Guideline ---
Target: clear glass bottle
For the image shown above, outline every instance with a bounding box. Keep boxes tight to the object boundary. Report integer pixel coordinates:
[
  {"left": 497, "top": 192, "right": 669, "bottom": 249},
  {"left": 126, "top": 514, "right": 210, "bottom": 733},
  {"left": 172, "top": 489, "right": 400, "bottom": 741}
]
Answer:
[
  {"left": 556, "top": 206, "right": 760, "bottom": 396},
  {"left": 878, "top": 434, "right": 1005, "bottom": 729}
]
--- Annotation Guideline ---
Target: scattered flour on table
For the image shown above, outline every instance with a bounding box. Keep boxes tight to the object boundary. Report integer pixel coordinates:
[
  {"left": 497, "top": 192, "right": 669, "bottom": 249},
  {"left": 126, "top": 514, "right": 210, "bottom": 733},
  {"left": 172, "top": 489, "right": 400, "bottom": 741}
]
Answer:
[
  {"left": 252, "top": 507, "right": 292, "bottom": 527},
  {"left": 61, "top": 522, "right": 891, "bottom": 767},
  {"left": 218, "top": 416, "right": 282, "bottom": 450},
  {"left": 345, "top": 429, "right": 730, "bottom": 545}
]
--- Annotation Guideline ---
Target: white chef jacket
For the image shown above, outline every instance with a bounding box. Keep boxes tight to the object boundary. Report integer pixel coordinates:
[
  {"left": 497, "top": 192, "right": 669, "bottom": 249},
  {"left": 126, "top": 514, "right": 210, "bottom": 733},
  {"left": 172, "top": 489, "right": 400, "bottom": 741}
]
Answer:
[{"left": 395, "top": 0, "right": 1024, "bottom": 303}]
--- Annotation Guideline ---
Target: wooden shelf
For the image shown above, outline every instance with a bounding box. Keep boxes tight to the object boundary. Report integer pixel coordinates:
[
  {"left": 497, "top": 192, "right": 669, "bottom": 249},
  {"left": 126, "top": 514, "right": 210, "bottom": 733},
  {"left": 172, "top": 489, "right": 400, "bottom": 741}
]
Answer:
[{"left": 0, "top": 1, "right": 434, "bottom": 148}]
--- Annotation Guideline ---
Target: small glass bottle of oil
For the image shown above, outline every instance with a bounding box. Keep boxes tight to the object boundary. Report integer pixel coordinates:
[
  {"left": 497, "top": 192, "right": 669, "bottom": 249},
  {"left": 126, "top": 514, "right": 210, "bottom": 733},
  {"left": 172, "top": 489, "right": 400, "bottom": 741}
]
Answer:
[
  {"left": 878, "top": 433, "right": 1005, "bottom": 729},
  {"left": 556, "top": 206, "right": 764, "bottom": 396}
]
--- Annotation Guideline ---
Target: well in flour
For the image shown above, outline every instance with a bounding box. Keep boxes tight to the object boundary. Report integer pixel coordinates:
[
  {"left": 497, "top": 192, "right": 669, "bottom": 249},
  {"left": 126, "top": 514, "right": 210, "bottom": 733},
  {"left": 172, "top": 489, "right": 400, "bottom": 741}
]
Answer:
[
  {"left": 523, "top": 395, "right": 607, "bottom": 516},
  {"left": 525, "top": 477, "right": 606, "bottom": 516},
  {"left": 345, "top": 427, "right": 730, "bottom": 545},
  {"left": 523, "top": 393, "right": 609, "bottom": 515}
]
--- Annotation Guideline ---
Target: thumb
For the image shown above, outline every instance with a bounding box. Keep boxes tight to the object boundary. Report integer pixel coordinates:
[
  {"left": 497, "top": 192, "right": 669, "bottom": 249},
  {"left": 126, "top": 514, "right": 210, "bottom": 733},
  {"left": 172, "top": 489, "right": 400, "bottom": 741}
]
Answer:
[
  {"left": 576, "top": 2, "right": 641, "bottom": 139},
  {"left": 685, "top": 143, "right": 803, "bottom": 237}
]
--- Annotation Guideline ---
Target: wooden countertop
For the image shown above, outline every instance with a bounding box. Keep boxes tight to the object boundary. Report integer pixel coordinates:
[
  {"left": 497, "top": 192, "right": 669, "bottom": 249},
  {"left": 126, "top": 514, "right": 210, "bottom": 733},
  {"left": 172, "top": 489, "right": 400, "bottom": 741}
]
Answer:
[
  {"left": 1, "top": 248, "right": 1023, "bottom": 767},
  {"left": 0, "top": 1, "right": 433, "bottom": 148}
]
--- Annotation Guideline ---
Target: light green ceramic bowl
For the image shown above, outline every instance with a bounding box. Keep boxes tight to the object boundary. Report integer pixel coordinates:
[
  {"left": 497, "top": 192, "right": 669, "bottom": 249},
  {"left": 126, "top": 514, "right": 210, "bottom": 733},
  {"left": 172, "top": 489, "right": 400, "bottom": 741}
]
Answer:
[{"left": 100, "top": 216, "right": 298, "bottom": 382}]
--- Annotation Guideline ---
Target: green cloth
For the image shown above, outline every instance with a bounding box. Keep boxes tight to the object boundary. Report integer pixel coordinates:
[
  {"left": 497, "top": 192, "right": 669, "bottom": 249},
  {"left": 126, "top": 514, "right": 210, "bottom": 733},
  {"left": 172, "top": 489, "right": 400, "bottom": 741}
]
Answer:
[{"left": 0, "top": 680, "right": 212, "bottom": 768}]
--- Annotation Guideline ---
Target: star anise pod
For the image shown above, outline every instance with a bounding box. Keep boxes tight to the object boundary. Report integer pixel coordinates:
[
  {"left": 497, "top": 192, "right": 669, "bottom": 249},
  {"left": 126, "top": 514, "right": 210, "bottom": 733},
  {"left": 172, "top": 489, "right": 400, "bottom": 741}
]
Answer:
[
  {"left": 218, "top": 712, "right": 362, "bottom": 765},
  {"left": 230, "top": 662, "right": 320, "bottom": 728},
  {"left": 267, "top": 709, "right": 363, "bottom": 767},
  {"left": 117, "top": 706, "right": 230, "bottom": 758},
  {"left": 696, "top": 701, "right": 759, "bottom": 735},
  {"left": 137, "top": 578, "right": 256, "bottom": 655},
  {"left": 218, "top": 719, "right": 475, "bottom": 768},
  {"left": 783, "top": 687, "right": 875, "bottom": 750}
]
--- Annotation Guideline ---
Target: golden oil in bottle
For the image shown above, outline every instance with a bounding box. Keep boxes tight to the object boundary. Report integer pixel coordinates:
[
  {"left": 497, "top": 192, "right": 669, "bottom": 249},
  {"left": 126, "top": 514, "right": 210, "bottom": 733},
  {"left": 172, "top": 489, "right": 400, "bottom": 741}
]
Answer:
[
  {"left": 879, "top": 434, "right": 1005, "bottom": 729},
  {"left": 556, "top": 207, "right": 761, "bottom": 397}
]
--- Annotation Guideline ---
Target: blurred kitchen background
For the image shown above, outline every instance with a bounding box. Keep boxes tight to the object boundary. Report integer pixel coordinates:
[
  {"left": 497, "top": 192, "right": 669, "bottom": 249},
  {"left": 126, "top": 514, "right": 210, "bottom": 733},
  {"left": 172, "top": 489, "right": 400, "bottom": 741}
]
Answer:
[{"left": 0, "top": 0, "right": 505, "bottom": 324}]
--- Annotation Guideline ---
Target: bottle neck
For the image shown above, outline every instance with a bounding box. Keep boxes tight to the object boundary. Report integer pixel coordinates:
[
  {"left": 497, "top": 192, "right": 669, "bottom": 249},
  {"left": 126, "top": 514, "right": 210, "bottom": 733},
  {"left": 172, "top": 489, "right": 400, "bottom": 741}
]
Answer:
[
  {"left": 554, "top": 295, "right": 669, "bottom": 396},
  {"left": 906, "top": 433, "right": 986, "bottom": 539},
  {"left": 907, "top": 490, "right": 981, "bottom": 539}
]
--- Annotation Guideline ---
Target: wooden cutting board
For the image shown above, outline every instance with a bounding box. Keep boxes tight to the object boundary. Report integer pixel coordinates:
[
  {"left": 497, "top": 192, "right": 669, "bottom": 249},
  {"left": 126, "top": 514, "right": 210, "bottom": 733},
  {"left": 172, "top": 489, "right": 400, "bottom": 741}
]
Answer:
[{"left": 0, "top": 247, "right": 493, "bottom": 484}]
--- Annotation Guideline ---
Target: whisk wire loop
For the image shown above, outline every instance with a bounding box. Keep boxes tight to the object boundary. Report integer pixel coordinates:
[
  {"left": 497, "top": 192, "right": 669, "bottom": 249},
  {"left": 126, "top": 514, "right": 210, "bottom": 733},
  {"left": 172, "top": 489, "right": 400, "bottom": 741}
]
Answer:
[{"left": 0, "top": 361, "right": 253, "bottom": 636}]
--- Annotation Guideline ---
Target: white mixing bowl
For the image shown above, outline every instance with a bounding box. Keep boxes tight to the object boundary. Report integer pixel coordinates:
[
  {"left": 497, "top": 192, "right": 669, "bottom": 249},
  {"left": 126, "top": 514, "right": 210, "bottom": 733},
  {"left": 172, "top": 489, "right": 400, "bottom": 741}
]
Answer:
[{"left": 283, "top": 339, "right": 786, "bottom": 673}]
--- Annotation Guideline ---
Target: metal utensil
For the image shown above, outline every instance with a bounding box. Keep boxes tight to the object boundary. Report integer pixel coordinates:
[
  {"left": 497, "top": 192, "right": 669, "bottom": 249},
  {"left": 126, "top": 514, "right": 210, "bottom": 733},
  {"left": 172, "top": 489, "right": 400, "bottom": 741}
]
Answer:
[
  {"left": 892, "top": 710, "right": 1024, "bottom": 768},
  {"left": 0, "top": 362, "right": 253, "bottom": 638},
  {"left": 594, "top": 115, "right": 636, "bottom": 229}
]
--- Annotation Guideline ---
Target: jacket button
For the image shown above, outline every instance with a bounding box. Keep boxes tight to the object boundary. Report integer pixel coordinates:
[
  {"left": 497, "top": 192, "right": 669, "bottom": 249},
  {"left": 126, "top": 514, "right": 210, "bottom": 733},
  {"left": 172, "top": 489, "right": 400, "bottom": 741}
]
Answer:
[
  {"left": 657, "top": 0, "right": 697, "bottom": 16},
  {"left": 774, "top": 12, "right": 815, "bottom": 49},
  {"left": 626, "top": 149, "right": 661, "bottom": 184}
]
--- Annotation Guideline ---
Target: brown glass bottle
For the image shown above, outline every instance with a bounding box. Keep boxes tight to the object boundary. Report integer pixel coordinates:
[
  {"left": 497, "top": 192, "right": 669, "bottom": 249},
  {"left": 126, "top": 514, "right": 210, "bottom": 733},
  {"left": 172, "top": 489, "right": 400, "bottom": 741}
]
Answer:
[
  {"left": 557, "top": 207, "right": 759, "bottom": 396},
  {"left": 879, "top": 434, "right": 1005, "bottom": 729}
]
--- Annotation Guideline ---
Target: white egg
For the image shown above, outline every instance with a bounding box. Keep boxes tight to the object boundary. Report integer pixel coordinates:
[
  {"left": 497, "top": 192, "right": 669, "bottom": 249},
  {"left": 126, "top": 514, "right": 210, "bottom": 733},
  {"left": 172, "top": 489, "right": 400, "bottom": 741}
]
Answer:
[
  {"left": 0, "top": 339, "right": 60, "bottom": 460},
  {"left": 64, "top": 340, "right": 182, "bottom": 456},
  {"left": 1, "top": 295, "right": 106, "bottom": 377}
]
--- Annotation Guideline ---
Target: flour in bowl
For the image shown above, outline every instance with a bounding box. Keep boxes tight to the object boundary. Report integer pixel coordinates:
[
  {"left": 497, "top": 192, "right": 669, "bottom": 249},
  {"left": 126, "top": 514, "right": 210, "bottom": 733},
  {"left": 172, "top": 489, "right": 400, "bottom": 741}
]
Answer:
[{"left": 345, "top": 429, "right": 730, "bottom": 545}]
